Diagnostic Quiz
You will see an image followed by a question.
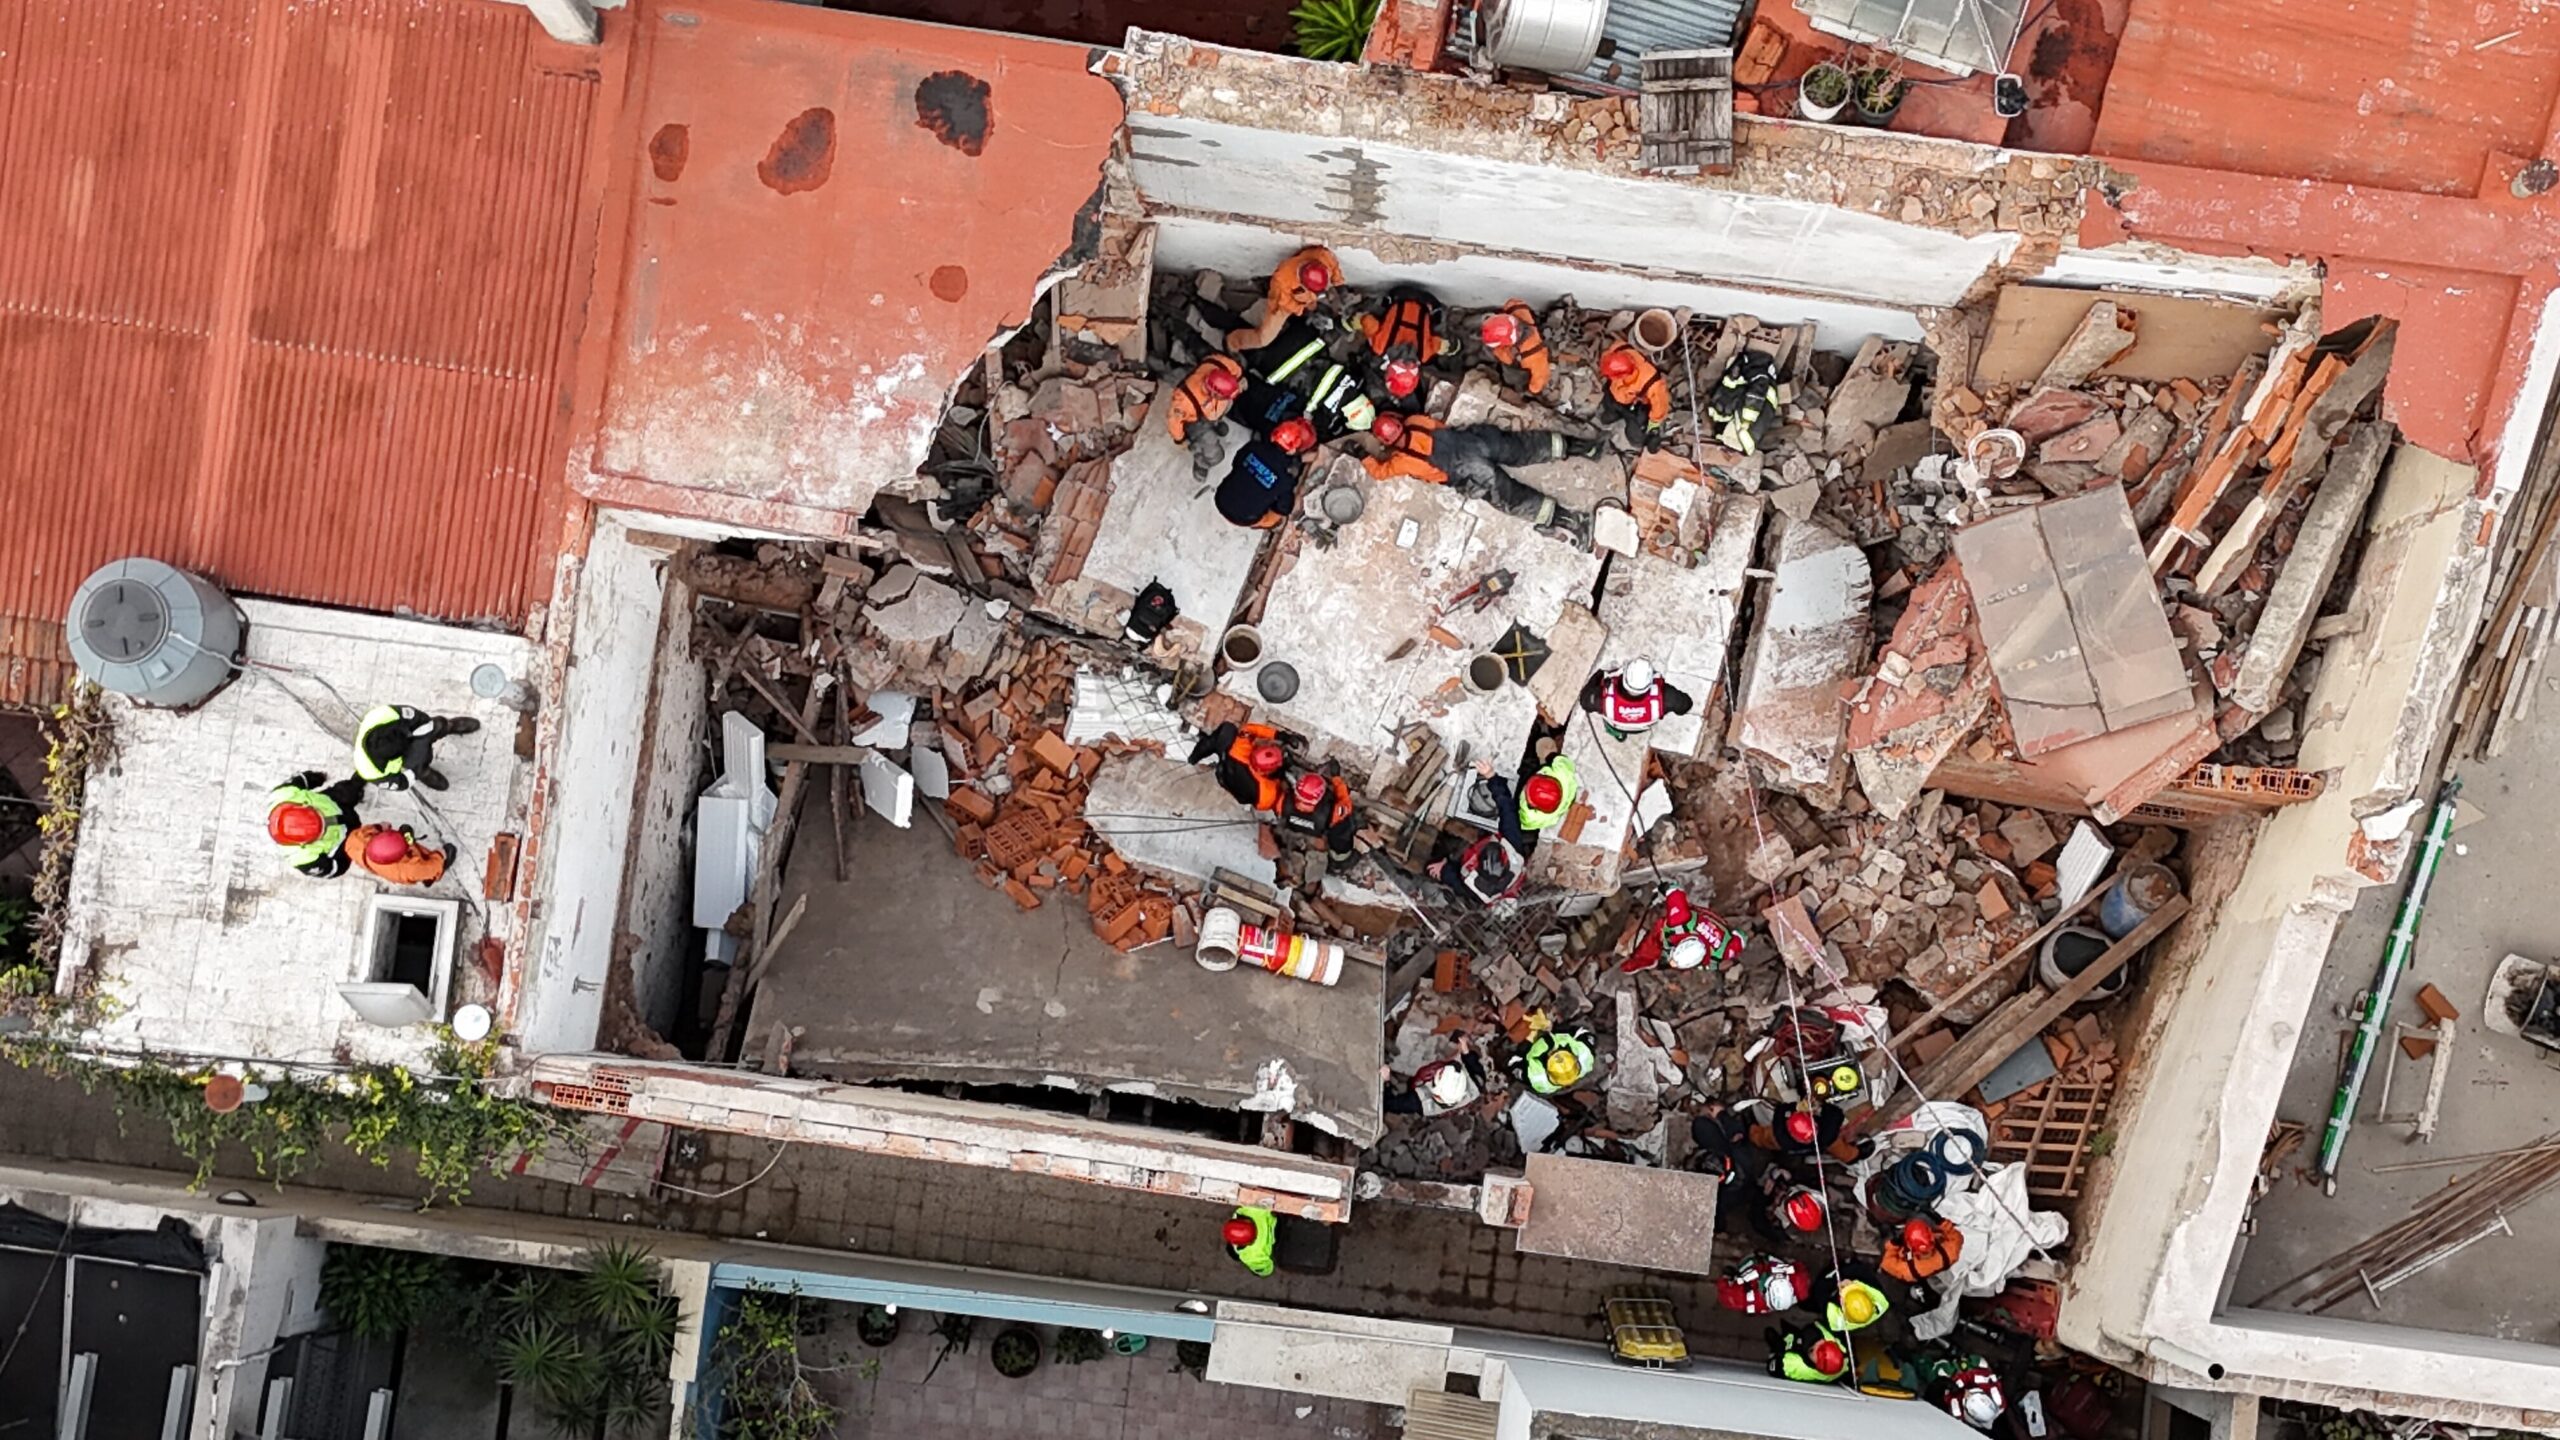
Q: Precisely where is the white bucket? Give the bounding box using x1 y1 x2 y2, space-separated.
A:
1196 906 1243 972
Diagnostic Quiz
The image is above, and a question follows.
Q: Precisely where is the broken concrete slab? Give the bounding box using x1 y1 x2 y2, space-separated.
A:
1515 1153 1720 1275
1929 682 2220 823
2228 423 2395 714
1596 493 1764 759
1975 284 2278 387
2033 300 2138 391
1847 561 1992 821
1824 337 1917 454
869 575 968 672
1082 753 1277 888
1954 488 2191 758
2038 413 2122 466
1038 399 1259 660
1734 514 1871 800
2005 388 2106 444
1525 711 1652 896
1528 601 1610 724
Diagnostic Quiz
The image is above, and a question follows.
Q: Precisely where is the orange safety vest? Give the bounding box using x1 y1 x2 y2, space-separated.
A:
1363 296 1441 362
1268 246 1342 320
345 824 448 887
1603 345 1672 426
1362 417 1446 484
1488 300 1551 394
1882 1223 1963 1284
1225 723 1285 813
1166 356 1245 442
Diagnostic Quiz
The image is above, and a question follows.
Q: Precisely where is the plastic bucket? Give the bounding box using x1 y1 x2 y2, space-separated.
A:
1196 906 1242 972
2038 924 2127 1000
1238 920 1344 986
2099 861 2181 940
1633 308 1679 355
1221 625 1263 669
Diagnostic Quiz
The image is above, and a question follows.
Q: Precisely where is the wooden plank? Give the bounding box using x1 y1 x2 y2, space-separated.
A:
1974 285 2280 387
2195 328 2398 596
767 743 877 764
1888 883 2111 1056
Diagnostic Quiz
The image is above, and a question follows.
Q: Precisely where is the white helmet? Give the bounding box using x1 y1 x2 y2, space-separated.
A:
1668 936 1709 970
1424 1063 1475 1107
1620 658 1657 693
1760 1271 1801 1311
1959 1390 2005 1429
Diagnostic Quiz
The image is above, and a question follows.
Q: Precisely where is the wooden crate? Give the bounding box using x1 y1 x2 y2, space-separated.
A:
1639 48 1735 176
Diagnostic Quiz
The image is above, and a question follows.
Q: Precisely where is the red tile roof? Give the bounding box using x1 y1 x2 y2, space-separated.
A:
0 0 608 704
568 0 1125 535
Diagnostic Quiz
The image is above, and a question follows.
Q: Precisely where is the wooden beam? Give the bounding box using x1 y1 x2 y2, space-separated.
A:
767 743 875 765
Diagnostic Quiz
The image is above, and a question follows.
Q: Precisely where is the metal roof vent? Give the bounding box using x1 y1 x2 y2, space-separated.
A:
65 558 241 708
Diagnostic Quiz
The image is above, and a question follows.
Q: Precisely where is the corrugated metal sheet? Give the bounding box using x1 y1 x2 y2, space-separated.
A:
1451 0 1744 90
0 0 604 705
1795 0 2024 77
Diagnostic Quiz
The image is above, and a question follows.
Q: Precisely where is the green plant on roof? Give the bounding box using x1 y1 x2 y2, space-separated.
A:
1800 64 1850 107
1292 0 1381 62
319 1244 453 1341
1852 65 1905 109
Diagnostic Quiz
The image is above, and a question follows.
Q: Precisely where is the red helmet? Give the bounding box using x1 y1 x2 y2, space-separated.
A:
1204 364 1242 398
1248 742 1286 777
1383 358 1422 397
1784 1111 1819 1146
268 803 323 846
364 830 411 865
1371 413 1406 445
1903 1218 1940 1252
1292 772 1328 813
1271 417 1317 453
1600 348 1639 379
1524 774 1564 814
1480 313 1521 348
1810 1339 1848 1375
1782 1190 1827 1233
1297 260 1333 294
1222 1219 1258 1247
1662 889 1691 927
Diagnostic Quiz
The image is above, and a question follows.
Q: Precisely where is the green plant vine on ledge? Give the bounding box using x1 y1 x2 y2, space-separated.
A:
18 1036 574 1206
21 685 109 1004
1290 0 1380 61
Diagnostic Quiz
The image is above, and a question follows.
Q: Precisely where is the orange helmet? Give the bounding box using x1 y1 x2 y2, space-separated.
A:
1524 774 1565 813
268 803 323 846
1271 417 1317 454
1600 348 1639 378
1782 1189 1827 1233
1204 365 1242 398
1784 1111 1819 1146
1371 413 1406 445
1297 260 1333 294
1223 1218 1258 1247
1903 1218 1940 1252
364 830 411 866
1248 742 1286 777
1810 1339 1848 1375
1662 888 1691 927
1480 313 1521 348
1383 358 1422 397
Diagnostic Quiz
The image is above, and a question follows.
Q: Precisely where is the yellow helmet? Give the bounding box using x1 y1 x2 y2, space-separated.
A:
1841 1287 1880 1325
1544 1048 1584 1087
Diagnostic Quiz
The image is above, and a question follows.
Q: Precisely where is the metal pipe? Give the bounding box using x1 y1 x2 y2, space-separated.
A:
2317 778 2462 1189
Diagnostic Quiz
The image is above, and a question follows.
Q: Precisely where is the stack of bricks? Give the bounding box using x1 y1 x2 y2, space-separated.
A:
1042 458 1115 588
931 638 1182 954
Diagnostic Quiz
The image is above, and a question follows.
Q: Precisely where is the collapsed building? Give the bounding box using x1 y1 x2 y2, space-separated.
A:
8 0 2560 1434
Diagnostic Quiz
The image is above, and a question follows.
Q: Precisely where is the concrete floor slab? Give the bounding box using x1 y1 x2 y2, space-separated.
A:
751 802 1382 1142
1084 754 1276 887
2226 689 2560 1346
1527 713 1651 896
1516 1153 1721 1275
1042 402 1263 660
1595 494 1765 760
1225 477 1601 775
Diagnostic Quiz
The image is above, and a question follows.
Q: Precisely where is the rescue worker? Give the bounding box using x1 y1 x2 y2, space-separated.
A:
1819 1275 1892 1336
1219 246 1343 353
1743 1099 1866 1165
1881 1217 1964 1290
1621 887 1744 974
1386 1036 1487 1116
1751 1167 1829 1246
1716 1254 1806 1316
1427 830 1525 907
1598 344 1672 449
1188 721 1289 814
346 823 452 887
1278 767 1359 857
266 771 365 879
1358 286 1455 404
1235 354 1375 443
1516 1027 1597 1096
353 704 480 793
1223 1205 1279 1278
1578 658 1696 741
1515 753 1578 835
1214 416 1317 528
1363 414 1603 536
1707 350 1783 455
1766 1324 1849 1385
1476 301 1552 395
1933 1361 2008 1430
1165 355 1246 444
1686 1100 1755 1183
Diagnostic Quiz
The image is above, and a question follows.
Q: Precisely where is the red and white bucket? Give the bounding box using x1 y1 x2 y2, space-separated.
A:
1238 919 1344 987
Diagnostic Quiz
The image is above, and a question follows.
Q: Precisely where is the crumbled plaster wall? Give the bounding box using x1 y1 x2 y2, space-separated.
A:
620 535 708 1040
2056 451 2546 1420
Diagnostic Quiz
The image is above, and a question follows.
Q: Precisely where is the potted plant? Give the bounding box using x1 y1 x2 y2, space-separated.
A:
1053 1327 1110 1365
1851 63 1907 125
1797 62 1851 123
924 1313 975 1382
991 1326 1044 1379
855 1303 902 1348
